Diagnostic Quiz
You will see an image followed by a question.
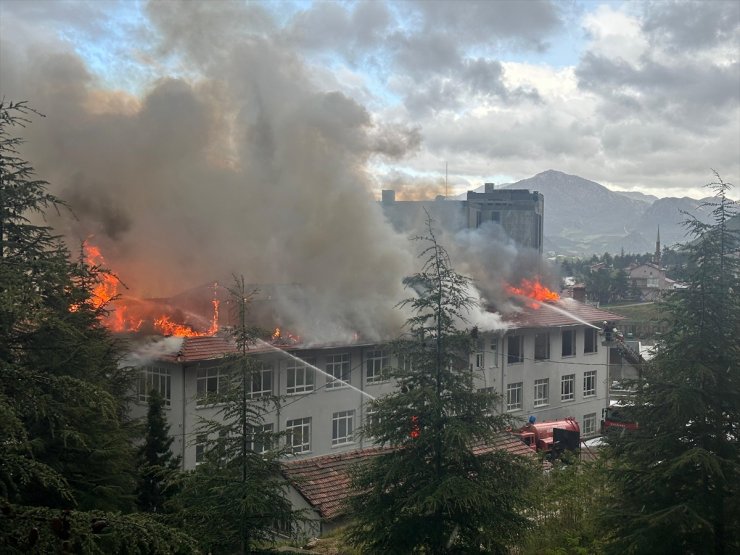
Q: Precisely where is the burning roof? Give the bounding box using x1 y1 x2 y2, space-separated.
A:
503 297 625 330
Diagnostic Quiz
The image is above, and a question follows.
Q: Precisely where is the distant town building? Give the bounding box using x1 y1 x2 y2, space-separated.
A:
628 262 675 301
380 183 545 253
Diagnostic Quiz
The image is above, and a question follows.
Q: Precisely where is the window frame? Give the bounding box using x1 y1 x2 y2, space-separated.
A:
286 417 311 454
583 413 597 435
584 328 598 354
583 370 597 397
138 366 172 406
366 350 390 384
561 373 575 402
286 358 315 395
326 353 351 389
248 363 273 399
196 366 229 406
561 329 576 358
331 410 355 446
534 332 550 361
248 423 274 454
506 382 523 411
507 335 524 364
534 378 549 407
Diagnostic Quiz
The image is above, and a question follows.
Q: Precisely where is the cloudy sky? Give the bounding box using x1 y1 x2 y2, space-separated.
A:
2 0 738 201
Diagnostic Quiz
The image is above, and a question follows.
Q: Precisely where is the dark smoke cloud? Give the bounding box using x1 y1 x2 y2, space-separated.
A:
0 0 552 341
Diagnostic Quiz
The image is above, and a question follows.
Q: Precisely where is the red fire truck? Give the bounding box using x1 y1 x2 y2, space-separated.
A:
513 417 581 456
601 404 638 432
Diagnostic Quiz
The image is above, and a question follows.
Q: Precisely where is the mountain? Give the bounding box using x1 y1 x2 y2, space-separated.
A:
497 170 712 256
612 190 659 204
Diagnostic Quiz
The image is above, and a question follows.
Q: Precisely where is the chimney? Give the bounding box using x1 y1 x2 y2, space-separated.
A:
381 189 395 204
572 285 586 303
484 182 495 193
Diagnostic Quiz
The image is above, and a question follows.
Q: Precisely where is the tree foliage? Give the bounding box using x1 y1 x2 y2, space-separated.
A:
169 277 302 554
601 173 740 554
0 100 195 550
521 457 607 555
137 389 181 513
347 218 536 554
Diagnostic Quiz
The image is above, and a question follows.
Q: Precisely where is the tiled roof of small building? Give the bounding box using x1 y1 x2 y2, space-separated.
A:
159 336 241 363
504 297 625 330
282 434 540 520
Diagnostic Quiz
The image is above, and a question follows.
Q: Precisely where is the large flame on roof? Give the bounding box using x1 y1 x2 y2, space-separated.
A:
82 241 219 337
506 278 560 309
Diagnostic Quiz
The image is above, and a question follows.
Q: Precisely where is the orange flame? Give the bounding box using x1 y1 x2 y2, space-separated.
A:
506 278 560 309
80 241 219 337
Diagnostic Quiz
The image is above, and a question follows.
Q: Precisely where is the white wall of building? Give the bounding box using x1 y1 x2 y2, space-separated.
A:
130 323 608 470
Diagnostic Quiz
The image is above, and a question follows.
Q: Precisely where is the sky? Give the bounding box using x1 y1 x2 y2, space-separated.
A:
1 0 738 200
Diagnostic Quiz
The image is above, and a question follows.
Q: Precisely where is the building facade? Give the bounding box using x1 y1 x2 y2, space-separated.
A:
130 299 621 470
380 183 545 253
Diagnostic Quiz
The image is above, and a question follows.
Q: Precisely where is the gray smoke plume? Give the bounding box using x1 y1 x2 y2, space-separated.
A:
0 0 549 341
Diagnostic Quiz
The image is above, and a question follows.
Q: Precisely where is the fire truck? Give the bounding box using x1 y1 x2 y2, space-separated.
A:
513 416 581 457
601 403 638 432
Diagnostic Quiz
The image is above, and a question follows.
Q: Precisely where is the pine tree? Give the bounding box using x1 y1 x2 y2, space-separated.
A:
171 277 302 554
602 173 740 554
347 217 536 554
1 100 196 551
137 389 181 513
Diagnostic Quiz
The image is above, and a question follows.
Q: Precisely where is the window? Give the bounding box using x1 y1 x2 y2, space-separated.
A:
332 410 355 446
507 335 523 364
561 374 575 401
366 350 389 384
583 370 597 397
584 328 598 354
534 378 549 407
562 329 576 357
583 413 597 436
195 434 207 465
248 424 274 454
474 350 484 369
249 364 273 399
489 337 498 366
366 407 380 435
534 332 550 361
506 382 523 411
326 353 351 389
476 210 483 227
137 366 171 405
286 359 315 395
196 367 229 405
401 356 413 373
286 417 311 454
491 211 500 223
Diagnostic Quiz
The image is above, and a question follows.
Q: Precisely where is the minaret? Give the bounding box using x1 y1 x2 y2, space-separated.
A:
654 226 661 266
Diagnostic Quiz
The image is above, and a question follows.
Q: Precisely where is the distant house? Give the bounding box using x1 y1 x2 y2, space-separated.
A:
628 263 671 301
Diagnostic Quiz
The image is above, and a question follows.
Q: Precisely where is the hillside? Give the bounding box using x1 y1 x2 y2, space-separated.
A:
498 170 713 255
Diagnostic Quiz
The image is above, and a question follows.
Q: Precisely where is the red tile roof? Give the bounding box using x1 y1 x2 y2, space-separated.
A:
282 434 540 520
503 298 625 330
282 447 386 520
159 336 239 363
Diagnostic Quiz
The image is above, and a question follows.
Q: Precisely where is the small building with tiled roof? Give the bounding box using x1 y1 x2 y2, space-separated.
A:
282 434 543 537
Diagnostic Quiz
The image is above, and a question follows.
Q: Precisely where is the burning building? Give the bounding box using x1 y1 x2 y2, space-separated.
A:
126 287 624 470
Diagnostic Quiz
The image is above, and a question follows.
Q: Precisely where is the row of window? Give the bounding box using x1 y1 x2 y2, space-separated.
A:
505 371 598 411
507 328 598 364
194 411 358 463
139 352 392 406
